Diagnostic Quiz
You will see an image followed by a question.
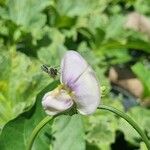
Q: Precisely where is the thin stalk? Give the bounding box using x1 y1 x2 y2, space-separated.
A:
98 105 150 150
26 116 55 150
27 105 150 150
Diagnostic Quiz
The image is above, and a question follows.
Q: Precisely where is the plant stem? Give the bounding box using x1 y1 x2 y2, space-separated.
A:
98 105 150 150
27 105 150 150
26 116 55 150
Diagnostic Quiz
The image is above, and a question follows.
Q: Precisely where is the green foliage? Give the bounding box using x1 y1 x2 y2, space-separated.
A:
0 81 86 150
52 114 85 150
0 81 58 150
0 0 150 149
86 112 117 150
0 0 50 40
132 62 150 98
0 49 50 129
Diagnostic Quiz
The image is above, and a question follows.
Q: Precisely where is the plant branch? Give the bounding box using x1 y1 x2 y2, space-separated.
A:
26 116 55 150
98 105 150 150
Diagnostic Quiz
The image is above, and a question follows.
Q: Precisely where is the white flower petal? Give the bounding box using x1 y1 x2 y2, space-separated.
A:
61 50 88 86
72 66 100 115
42 88 73 115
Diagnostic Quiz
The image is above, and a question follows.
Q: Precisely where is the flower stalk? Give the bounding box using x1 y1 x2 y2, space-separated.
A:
98 105 150 150
27 105 150 150
26 116 55 150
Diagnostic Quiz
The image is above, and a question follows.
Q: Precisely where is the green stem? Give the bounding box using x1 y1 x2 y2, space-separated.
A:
26 116 55 150
27 105 150 150
98 105 150 150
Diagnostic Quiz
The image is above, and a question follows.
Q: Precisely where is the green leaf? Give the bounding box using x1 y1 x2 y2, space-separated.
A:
105 15 125 40
1 0 50 40
55 0 98 17
140 142 148 150
0 81 59 150
132 62 150 98
97 39 150 54
85 112 117 150
52 114 85 150
0 81 86 150
84 100 124 150
0 50 50 129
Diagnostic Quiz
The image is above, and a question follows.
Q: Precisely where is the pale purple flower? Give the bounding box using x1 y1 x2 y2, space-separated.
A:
42 50 100 115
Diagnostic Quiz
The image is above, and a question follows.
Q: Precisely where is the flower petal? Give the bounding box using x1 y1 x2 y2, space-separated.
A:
60 50 100 115
71 66 100 115
42 88 73 115
61 50 88 86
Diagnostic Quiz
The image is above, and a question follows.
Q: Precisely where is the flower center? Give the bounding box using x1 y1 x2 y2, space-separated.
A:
56 84 75 102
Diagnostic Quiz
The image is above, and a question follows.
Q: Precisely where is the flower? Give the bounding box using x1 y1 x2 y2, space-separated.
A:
42 50 100 115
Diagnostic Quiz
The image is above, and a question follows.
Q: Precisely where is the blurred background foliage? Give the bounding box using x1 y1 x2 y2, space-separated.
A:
0 0 150 150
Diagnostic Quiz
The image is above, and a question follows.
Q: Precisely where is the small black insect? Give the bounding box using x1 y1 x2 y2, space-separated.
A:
41 64 58 79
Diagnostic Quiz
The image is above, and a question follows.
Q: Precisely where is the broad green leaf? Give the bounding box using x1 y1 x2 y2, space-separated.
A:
132 62 150 98
0 50 50 129
0 80 86 150
97 39 150 54
96 48 131 65
7 0 49 27
85 112 117 150
54 0 98 17
105 15 125 40
52 114 85 150
0 81 58 150
1 0 50 40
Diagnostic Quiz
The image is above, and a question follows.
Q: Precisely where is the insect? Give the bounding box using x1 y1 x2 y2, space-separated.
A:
41 64 58 79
